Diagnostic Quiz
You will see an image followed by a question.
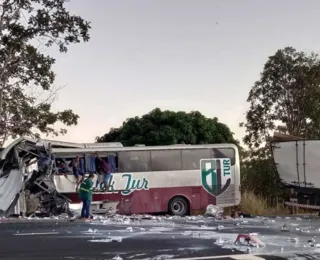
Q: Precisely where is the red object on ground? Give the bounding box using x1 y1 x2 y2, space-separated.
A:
234 234 265 246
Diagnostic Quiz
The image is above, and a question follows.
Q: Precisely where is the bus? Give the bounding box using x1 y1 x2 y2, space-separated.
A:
52 143 241 216
0 137 126 217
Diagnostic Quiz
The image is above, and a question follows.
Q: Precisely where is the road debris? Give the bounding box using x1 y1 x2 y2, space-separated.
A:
234 234 266 247
205 205 223 217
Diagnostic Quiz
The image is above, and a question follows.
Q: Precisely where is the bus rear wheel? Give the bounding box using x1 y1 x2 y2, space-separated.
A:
168 196 189 216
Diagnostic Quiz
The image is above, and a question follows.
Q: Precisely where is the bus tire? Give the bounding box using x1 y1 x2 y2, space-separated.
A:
168 196 189 216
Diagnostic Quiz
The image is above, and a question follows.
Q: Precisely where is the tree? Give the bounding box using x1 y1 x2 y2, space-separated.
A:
97 108 239 146
241 47 320 149
0 0 91 146
238 47 320 203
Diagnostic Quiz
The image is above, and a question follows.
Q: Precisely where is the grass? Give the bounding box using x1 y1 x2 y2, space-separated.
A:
236 190 289 216
222 190 318 217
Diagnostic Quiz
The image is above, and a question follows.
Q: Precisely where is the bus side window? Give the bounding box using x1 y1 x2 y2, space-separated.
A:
55 157 72 174
94 153 119 173
56 155 86 174
211 148 235 165
118 151 151 172
151 150 182 171
181 149 211 170
108 154 118 173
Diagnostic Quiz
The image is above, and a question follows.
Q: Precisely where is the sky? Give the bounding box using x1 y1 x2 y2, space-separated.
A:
44 0 320 144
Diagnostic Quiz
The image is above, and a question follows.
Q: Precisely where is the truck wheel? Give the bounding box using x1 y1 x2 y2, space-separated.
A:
168 196 189 216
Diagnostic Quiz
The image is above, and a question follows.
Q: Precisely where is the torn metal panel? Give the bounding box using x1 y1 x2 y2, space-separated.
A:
0 137 36 160
0 169 24 211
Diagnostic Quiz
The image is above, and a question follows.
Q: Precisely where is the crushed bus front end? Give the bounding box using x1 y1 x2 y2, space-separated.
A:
0 137 71 217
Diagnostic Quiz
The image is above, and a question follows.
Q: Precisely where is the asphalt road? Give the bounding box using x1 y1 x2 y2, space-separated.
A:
1 215 320 260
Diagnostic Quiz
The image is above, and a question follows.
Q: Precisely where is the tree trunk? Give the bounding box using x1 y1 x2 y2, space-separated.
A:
0 87 3 121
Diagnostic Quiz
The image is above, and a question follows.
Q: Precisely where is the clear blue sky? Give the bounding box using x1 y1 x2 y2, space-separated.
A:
47 0 320 143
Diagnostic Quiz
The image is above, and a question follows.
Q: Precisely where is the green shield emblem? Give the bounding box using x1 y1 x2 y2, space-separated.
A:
200 158 231 196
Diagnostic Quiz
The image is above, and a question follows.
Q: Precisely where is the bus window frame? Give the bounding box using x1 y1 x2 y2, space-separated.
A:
54 153 85 175
118 150 152 173
181 148 211 170
94 152 118 173
211 147 236 165
150 149 182 171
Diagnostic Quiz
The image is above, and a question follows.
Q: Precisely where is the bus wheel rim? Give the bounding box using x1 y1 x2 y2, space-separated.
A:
172 201 185 214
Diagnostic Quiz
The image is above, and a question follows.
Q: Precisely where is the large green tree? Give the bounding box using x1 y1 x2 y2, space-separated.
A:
0 0 91 146
97 108 239 146
241 47 320 149
238 47 320 203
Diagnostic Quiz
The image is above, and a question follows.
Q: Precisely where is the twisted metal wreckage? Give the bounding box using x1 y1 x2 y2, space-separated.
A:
0 136 100 218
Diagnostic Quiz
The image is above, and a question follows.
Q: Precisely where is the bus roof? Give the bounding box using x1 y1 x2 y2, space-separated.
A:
51 143 238 154
36 138 123 149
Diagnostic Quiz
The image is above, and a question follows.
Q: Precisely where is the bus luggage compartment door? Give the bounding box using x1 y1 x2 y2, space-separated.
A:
191 187 201 210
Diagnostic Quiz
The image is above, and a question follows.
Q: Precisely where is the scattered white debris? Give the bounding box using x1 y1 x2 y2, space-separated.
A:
308 238 315 244
191 231 222 239
215 238 226 245
86 228 98 233
89 236 122 243
281 226 290 232
126 227 133 232
217 225 224 231
199 224 217 230
111 236 123 242
123 219 130 225
148 227 175 232
192 232 201 238
89 238 112 243
14 232 59 236
130 253 147 258
205 204 223 217
289 237 299 243
143 254 174 260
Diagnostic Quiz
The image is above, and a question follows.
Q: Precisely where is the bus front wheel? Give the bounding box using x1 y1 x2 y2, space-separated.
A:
168 196 189 216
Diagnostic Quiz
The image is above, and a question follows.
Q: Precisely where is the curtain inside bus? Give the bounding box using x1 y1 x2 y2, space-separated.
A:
108 155 116 172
